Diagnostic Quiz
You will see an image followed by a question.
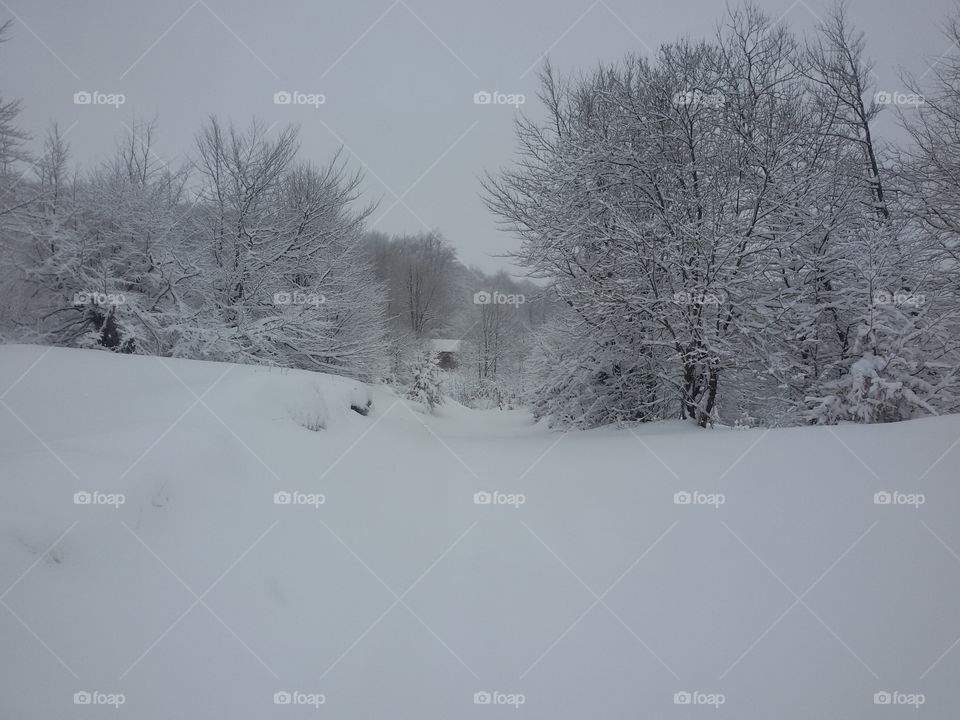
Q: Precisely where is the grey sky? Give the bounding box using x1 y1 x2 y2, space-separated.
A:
0 0 955 274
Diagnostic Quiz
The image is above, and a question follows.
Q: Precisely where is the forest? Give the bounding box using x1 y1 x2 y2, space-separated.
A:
2 3 959 429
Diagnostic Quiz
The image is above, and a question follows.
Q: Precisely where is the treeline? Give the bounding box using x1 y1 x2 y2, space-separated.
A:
0 9 548 395
485 3 960 427
0 115 548 389
0 112 391 379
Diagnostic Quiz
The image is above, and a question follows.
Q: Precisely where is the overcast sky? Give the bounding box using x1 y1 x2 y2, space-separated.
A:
0 0 956 274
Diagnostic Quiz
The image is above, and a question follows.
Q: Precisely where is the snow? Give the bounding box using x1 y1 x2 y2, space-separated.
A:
2 344 960 718
430 338 462 353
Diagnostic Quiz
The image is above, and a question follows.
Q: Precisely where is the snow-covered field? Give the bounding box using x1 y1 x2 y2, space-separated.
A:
2 344 959 718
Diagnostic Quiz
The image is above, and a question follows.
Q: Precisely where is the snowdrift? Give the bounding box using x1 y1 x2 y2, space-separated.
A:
1 345 959 718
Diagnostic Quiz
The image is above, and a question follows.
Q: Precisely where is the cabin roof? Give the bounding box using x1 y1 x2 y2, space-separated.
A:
430 339 461 353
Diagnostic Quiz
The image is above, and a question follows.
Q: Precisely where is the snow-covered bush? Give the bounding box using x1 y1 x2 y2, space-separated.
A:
288 384 330 432
349 385 372 416
406 351 444 412
807 302 957 424
525 316 667 427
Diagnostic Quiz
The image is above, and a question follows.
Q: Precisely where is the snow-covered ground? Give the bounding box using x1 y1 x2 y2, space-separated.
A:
1 344 959 718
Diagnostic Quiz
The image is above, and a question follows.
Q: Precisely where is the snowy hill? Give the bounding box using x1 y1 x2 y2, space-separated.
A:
1 345 959 718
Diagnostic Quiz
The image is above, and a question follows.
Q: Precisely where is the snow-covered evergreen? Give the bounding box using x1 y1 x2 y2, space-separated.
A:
406 349 445 412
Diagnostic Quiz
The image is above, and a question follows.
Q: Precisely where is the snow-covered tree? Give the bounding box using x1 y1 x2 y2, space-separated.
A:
486 7 815 426
407 349 444 411
807 300 957 423
486 2 959 428
1 112 389 381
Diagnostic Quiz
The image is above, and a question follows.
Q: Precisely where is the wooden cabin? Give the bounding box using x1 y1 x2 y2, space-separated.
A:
430 339 462 370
